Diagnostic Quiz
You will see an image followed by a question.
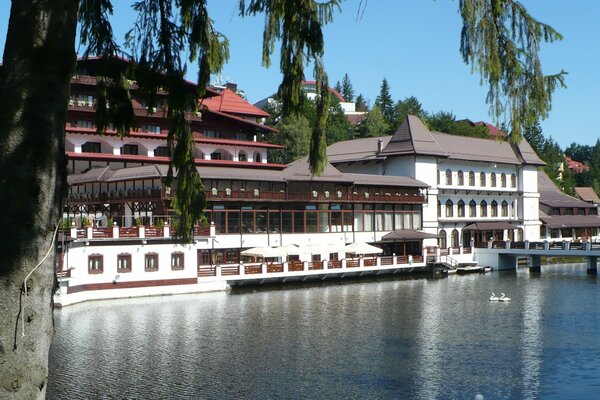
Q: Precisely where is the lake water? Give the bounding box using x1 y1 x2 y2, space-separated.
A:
48 264 600 399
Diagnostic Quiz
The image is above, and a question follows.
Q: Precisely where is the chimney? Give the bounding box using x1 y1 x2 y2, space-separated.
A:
377 138 383 153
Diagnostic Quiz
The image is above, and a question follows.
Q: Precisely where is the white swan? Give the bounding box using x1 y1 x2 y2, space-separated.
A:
489 292 500 301
499 293 511 302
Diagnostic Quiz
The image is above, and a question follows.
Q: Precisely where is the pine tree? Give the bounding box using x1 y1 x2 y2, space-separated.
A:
374 78 395 128
341 73 354 102
355 94 368 112
334 80 343 95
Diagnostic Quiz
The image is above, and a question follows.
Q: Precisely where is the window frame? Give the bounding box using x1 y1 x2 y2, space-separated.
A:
171 252 185 271
145 253 159 272
117 253 132 273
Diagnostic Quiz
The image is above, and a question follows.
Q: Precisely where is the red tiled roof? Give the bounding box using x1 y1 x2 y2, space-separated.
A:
201 88 270 118
303 80 346 102
472 121 506 138
565 156 589 173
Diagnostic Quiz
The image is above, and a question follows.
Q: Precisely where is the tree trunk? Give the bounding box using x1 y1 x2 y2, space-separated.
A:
0 1 78 398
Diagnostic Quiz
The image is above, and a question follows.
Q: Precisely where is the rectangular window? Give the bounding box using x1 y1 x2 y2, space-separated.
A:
82 142 101 153
171 253 184 270
154 146 171 157
198 249 211 266
145 253 159 271
88 254 103 274
122 144 138 155
142 124 161 134
117 254 132 273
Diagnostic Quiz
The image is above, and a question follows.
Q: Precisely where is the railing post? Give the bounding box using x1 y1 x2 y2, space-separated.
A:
303 261 308 272
323 260 328 270
139 226 145 238
563 240 569 250
525 240 530 250
209 221 216 238
409 255 413 265
359 256 364 268
341 259 347 269
505 240 510 250
392 253 396 267
459 246 464 255
86 227 93 239
215 265 222 277
261 263 267 274
112 224 119 239
163 225 169 238
283 261 288 273
586 241 592 251
376 257 381 267
70 226 78 239
544 240 549 251
239 262 245 276
487 240 493 249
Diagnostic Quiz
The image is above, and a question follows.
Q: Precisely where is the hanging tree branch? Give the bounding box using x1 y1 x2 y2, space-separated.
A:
459 0 567 143
239 0 341 175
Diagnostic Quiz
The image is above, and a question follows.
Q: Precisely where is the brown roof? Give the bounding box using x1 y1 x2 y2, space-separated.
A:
381 230 440 240
540 215 600 229
575 187 600 203
366 115 544 166
283 157 353 183
538 173 596 209
327 136 390 163
381 115 446 157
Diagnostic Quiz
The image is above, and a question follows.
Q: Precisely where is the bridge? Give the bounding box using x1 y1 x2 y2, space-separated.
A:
473 240 600 274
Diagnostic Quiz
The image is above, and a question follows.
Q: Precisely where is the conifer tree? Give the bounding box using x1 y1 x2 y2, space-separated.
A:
374 78 395 128
355 94 368 112
341 73 354 102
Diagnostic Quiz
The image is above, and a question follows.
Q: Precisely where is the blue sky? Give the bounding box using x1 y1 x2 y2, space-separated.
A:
1 1 599 149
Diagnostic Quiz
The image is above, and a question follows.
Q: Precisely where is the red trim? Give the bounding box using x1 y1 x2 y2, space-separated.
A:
66 128 282 148
194 137 283 149
66 151 286 169
66 277 198 294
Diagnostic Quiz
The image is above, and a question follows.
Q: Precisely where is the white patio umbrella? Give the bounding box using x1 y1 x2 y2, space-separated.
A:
344 242 383 255
241 246 288 258
296 243 341 255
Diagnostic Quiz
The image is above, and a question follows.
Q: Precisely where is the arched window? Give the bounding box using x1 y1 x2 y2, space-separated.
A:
469 200 476 217
501 173 507 187
490 172 497 187
254 152 262 163
438 229 447 248
511 174 516 188
451 229 459 248
468 171 475 186
491 200 498 217
501 200 508 217
457 170 464 186
238 151 247 162
445 169 452 185
445 199 454 217
457 200 465 217
437 200 441 218
480 200 488 217
480 172 486 186
437 169 440 185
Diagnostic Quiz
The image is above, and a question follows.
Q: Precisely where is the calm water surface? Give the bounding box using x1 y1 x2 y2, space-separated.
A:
48 265 600 399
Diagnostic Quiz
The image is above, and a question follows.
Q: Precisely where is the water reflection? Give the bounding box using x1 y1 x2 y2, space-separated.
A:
49 268 600 399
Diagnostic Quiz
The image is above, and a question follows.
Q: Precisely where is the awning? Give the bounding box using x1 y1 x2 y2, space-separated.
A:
241 246 288 258
381 230 440 241
463 222 514 231
540 215 600 229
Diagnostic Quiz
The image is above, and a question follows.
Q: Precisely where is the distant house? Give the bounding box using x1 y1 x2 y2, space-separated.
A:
254 81 367 125
565 156 589 174
460 119 507 139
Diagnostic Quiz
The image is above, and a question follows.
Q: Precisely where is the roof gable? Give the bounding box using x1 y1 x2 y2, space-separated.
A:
381 115 447 157
201 88 270 118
